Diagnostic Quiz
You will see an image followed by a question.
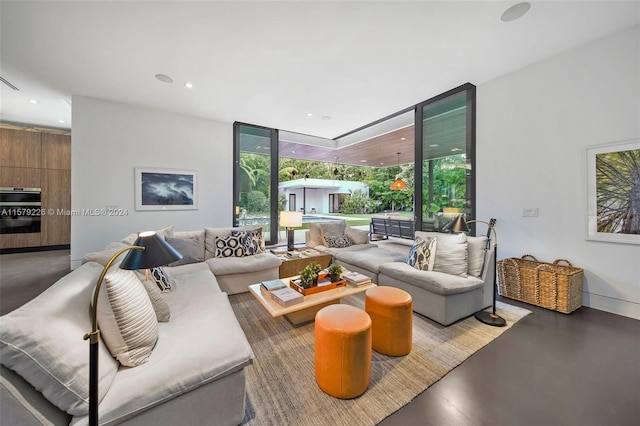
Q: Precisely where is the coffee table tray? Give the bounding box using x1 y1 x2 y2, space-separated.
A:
290 273 347 296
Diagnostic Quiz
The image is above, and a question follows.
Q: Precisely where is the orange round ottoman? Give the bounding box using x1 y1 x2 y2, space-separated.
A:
314 304 372 399
365 286 413 356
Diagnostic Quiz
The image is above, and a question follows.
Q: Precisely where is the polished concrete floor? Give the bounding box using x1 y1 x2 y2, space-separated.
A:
1 246 639 425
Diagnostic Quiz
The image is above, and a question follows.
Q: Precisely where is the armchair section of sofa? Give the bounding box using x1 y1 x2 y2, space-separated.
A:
378 231 494 326
304 219 378 256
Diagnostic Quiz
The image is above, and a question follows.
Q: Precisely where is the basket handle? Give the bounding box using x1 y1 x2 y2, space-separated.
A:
553 259 573 267
521 254 538 261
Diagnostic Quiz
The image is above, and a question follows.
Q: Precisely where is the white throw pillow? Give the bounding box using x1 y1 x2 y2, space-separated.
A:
432 233 469 277
136 271 171 322
97 269 159 367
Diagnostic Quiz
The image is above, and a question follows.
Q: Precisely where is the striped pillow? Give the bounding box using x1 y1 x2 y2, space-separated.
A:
97 270 159 367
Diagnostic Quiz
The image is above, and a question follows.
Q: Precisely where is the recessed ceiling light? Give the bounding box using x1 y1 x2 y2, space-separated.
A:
400 137 406 141
500 2 531 22
155 74 173 83
307 113 313 117
28 99 39 104
58 120 65 124
184 82 193 88
360 160 367 163
380 162 384 165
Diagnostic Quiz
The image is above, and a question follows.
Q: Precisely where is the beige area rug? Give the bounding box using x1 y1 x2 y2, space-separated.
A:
230 293 530 426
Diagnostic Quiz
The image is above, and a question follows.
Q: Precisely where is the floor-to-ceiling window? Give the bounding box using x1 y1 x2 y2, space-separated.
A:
415 84 475 232
233 123 279 245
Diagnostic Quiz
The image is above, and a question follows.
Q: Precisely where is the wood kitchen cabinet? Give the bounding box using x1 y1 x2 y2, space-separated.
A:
0 126 71 249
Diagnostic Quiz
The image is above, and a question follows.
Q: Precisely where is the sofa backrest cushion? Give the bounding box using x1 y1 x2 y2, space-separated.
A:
83 241 128 266
466 236 488 278
0 262 119 416
166 231 205 266
121 226 174 245
345 227 369 245
97 269 159 367
415 231 468 277
307 220 349 248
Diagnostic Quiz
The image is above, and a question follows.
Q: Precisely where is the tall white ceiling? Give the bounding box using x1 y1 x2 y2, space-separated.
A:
1 1 638 138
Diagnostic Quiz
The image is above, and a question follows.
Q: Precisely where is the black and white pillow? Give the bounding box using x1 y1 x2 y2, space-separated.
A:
150 266 173 292
214 235 246 258
406 236 436 271
323 234 352 248
232 227 264 256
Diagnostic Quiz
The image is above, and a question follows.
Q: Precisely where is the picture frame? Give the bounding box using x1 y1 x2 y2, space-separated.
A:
586 139 640 244
135 167 198 211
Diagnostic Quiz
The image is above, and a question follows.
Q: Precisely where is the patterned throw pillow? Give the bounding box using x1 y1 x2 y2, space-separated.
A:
150 266 173 292
406 236 437 271
214 235 246 258
323 234 352 248
232 227 264 255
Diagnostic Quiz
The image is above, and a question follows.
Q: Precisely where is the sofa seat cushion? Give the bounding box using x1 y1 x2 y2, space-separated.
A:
205 252 281 276
378 262 484 295
334 248 407 273
0 262 119 417
72 271 254 425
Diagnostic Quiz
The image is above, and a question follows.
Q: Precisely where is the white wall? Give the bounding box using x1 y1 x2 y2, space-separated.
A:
71 97 233 267
477 26 640 319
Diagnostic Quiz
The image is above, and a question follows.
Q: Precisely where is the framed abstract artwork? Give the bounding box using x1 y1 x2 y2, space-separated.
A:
135 168 198 211
586 139 640 244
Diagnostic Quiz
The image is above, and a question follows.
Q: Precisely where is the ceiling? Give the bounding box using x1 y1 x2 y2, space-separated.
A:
1 1 638 155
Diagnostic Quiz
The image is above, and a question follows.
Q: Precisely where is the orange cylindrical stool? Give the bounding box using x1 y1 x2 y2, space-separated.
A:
314 304 371 399
365 286 413 356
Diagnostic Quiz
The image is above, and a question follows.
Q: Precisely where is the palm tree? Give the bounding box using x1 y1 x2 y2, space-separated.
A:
596 148 640 234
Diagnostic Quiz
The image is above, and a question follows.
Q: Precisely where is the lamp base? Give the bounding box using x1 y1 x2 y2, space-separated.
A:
287 228 295 252
475 310 506 327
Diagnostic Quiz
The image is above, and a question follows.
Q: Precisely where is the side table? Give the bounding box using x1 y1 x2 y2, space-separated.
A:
277 249 333 278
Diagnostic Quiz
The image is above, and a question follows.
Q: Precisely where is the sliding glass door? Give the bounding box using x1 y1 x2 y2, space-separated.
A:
233 123 279 246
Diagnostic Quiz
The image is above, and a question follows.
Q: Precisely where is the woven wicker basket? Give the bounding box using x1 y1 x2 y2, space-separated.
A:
497 255 584 314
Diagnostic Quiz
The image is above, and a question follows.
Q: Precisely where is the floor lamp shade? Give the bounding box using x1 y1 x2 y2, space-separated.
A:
280 211 303 251
120 231 183 269
85 230 182 426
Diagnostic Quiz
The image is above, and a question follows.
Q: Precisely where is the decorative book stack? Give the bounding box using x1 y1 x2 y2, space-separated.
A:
343 271 372 287
270 287 304 307
260 279 286 296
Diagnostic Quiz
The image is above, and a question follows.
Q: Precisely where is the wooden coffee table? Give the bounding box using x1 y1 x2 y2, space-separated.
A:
248 278 376 325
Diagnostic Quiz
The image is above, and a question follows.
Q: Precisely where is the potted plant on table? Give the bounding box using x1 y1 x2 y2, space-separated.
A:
299 261 322 288
327 263 344 283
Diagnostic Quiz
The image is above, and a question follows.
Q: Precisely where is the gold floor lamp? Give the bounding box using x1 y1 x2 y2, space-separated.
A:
83 231 182 426
442 216 506 327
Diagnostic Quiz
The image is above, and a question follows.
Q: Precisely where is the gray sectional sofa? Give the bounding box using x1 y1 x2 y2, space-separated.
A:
307 220 494 326
0 225 280 426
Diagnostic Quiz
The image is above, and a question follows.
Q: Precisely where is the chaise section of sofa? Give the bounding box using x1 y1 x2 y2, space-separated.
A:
0 261 254 426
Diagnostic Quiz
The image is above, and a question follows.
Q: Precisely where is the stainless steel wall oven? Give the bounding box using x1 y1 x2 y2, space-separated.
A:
0 187 42 234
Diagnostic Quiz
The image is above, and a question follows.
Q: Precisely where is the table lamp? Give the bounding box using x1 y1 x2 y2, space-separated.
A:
442 216 505 327
280 211 303 251
83 231 182 426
